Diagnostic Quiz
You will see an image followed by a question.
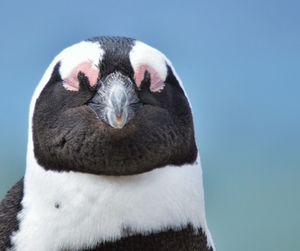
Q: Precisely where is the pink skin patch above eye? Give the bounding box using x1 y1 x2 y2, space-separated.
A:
134 64 165 92
63 62 100 91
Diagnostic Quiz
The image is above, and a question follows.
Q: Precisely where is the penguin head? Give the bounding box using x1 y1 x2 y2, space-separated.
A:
29 37 197 175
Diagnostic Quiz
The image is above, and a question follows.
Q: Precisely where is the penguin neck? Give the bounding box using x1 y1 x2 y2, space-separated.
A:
21 145 214 251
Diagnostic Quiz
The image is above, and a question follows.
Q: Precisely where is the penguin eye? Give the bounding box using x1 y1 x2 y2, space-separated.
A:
133 64 165 93
62 62 100 91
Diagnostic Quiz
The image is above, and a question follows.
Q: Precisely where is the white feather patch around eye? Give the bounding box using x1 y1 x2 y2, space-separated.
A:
62 61 100 92
129 41 168 93
134 64 166 92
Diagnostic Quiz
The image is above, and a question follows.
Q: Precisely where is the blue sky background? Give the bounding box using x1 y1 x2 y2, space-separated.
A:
0 0 299 250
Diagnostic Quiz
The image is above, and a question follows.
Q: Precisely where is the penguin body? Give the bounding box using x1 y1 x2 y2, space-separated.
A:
0 37 215 251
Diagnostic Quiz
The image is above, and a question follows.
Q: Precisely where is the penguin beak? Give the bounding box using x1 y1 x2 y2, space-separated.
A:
103 83 134 128
88 72 143 129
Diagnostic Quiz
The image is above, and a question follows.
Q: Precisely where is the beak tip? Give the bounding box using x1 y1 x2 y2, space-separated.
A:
109 115 126 129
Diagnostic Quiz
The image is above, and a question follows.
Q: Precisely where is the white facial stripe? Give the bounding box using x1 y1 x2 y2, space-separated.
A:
11 161 213 251
59 42 101 81
129 41 190 101
130 41 168 81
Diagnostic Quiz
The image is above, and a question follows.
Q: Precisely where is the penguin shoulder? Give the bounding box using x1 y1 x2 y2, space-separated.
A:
0 179 24 249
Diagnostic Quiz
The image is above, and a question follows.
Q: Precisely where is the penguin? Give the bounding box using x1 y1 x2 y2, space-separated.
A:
0 36 215 251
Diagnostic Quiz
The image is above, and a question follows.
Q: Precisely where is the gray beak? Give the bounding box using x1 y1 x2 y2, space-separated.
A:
88 72 142 129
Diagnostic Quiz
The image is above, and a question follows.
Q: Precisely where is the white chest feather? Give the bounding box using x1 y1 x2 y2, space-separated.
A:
9 160 213 251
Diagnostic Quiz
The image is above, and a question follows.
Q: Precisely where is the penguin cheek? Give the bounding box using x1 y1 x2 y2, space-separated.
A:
62 62 100 91
134 64 165 93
